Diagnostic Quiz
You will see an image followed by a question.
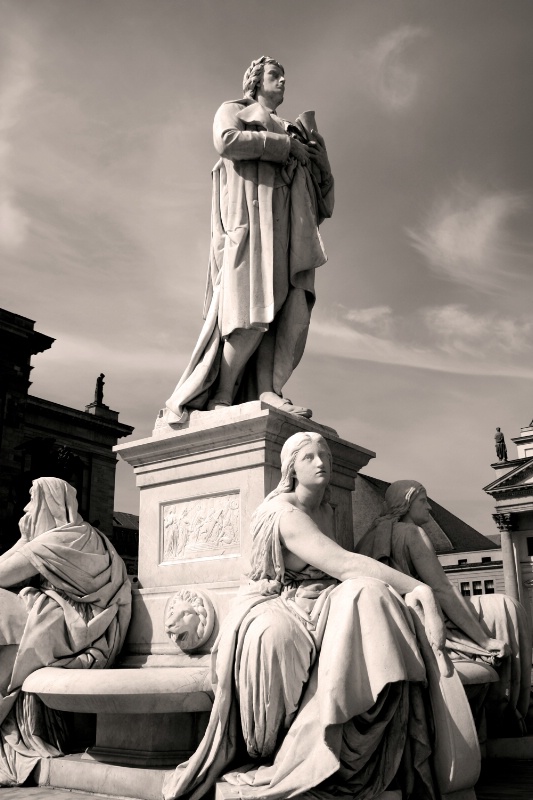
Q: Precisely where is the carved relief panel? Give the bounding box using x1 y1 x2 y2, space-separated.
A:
161 491 240 563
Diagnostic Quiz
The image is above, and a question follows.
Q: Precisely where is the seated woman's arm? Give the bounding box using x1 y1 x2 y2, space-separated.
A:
279 507 446 650
405 525 509 657
0 552 38 588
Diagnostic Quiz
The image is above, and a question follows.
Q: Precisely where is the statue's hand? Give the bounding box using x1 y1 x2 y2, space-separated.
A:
307 130 331 177
18 513 31 543
405 584 452 677
289 137 310 166
481 636 511 661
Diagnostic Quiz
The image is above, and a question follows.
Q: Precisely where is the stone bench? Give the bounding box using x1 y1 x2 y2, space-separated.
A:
23 665 214 768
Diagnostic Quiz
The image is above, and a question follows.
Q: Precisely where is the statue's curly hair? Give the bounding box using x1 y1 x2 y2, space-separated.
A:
242 56 284 99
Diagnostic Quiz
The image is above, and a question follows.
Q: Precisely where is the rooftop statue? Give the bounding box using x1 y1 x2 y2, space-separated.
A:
162 57 334 425
94 372 105 406
494 427 508 462
163 433 452 800
357 480 531 737
0 477 131 786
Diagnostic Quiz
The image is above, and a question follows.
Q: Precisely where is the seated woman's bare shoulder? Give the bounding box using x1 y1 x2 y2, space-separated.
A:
269 492 298 509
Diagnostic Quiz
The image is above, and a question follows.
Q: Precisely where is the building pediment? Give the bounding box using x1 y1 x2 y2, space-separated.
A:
483 457 533 499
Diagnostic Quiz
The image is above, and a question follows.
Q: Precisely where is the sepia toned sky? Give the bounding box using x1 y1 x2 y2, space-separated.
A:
3 0 533 534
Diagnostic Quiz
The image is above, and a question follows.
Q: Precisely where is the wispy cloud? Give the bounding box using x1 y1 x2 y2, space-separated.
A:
0 27 34 249
361 25 429 111
425 304 533 356
307 303 533 379
344 305 393 336
408 181 531 291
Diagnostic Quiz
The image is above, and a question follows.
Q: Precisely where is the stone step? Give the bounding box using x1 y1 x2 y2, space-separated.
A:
36 755 173 800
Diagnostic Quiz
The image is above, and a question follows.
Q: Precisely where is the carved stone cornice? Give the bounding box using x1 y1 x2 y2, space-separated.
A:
491 485 533 501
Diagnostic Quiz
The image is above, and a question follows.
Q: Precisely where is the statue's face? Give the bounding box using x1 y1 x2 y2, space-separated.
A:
165 600 200 647
256 62 285 108
19 485 37 538
406 489 432 526
293 441 331 490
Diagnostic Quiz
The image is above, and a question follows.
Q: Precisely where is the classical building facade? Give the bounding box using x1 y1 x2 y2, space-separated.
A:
484 422 533 624
0 308 133 552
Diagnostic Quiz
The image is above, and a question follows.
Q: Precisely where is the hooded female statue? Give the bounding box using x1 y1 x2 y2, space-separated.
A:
163 434 449 800
356 480 531 737
0 477 131 786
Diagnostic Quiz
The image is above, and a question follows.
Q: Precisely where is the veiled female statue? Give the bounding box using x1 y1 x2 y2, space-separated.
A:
164 433 450 800
0 477 131 786
357 480 531 738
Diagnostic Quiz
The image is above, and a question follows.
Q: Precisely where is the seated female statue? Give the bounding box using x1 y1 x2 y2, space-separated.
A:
164 433 449 800
357 480 531 737
0 477 131 786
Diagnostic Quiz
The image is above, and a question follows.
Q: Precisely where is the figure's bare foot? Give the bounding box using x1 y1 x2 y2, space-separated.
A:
260 392 312 418
155 406 188 429
206 393 232 411
164 407 182 424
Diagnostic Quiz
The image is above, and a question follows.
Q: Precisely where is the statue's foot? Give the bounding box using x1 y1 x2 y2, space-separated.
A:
164 407 184 424
206 396 232 412
154 406 189 431
260 392 312 418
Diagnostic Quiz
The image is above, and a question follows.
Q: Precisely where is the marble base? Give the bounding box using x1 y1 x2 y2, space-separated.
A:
216 785 401 800
36 756 171 800
486 735 533 759
116 402 375 660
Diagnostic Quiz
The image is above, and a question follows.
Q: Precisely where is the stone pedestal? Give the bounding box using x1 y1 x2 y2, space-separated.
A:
116 401 375 662
34 403 374 798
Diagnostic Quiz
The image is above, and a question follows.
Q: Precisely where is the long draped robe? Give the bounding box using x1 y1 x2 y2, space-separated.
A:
166 100 334 421
163 501 437 800
356 519 532 736
0 519 131 785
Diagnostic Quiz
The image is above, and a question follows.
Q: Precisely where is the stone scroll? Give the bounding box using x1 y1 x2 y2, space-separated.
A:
161 492 240 563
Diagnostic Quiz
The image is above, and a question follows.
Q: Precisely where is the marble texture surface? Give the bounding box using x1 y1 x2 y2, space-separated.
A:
116 402 375 661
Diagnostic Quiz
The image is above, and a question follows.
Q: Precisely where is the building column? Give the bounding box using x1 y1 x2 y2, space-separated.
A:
493 513 520 601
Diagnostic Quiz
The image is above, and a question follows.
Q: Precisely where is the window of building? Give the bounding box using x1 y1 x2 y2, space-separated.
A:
460 582 471 597
528 538 533 557
473 581 482 595
484 580 495 594
481 557 491 563
458 559 467 566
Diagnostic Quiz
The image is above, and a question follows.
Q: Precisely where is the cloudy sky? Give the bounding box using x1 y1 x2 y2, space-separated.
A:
3 0 533 534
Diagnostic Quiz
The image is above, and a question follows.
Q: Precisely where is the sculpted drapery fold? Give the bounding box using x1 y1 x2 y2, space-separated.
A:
0 478 131 786
163 501 437 800
165 97 334 422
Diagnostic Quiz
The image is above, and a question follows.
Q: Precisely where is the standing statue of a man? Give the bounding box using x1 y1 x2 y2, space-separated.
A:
495 427 508 461
163 56 334 425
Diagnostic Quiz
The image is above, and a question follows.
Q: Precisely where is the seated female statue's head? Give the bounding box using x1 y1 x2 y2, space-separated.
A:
275 432 332 496
384 480 431 526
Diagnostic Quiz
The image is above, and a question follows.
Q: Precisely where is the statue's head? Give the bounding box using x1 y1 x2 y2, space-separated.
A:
496 427 501 432
243 56 284 100
383 480 429 524
19 477 81 541
165 590 209 651
272 432 332 497
165 600 202 647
